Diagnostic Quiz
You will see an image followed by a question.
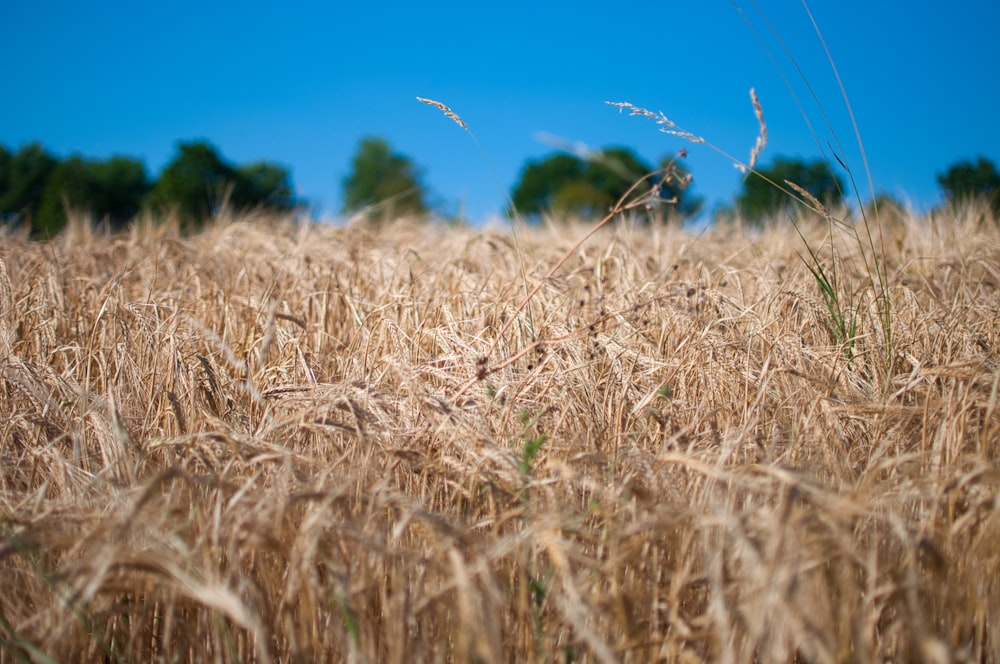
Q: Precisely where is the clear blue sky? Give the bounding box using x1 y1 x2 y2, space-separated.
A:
3 1 998 221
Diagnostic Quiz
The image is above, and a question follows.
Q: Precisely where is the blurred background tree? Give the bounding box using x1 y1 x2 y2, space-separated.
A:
0 143 58 231
35 155 149 237
937 156 1000 215
149 141 297 229
148 141 240 225
234 162 296 212
735 156 845 223
1 140 298 237
341 137 429 221
510 152 582 216
510 147 700 220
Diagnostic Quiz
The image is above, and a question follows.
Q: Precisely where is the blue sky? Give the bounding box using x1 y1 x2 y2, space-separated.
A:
3 1 998 221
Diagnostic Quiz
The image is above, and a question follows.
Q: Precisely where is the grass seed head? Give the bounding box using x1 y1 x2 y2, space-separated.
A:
416 96 469 130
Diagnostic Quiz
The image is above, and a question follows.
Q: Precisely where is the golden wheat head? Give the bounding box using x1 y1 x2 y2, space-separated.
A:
416 96 468 130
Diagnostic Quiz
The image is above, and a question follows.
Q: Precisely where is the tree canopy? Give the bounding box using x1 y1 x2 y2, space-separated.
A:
235 162 296 212
937 156 1000 215
0 140 300 237
149 141 297 228
149 141 234 223
0 143 58 229
735 157 845 223
341 137 429 220
6 133 999 238
35 155 149 237
510 147 700 220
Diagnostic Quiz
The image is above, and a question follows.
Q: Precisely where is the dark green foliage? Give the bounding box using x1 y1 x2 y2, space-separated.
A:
148 141 238 226
2 140 297 237
510 153 583 216
149 141 297 229
585 148 651 208
35 155 150 238
0 143 58 228
936 156 1000 215
510 147 700 220
341 137 429 220
736 156 845 223
235 162 296 211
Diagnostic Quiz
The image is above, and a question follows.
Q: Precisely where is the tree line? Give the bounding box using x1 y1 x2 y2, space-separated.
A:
3 136 999 237
341 138 705 223
0 141 297 237
342 138 1000 225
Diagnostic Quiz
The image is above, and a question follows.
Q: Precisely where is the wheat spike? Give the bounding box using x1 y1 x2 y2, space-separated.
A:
748 88 767 171
416 96 468 130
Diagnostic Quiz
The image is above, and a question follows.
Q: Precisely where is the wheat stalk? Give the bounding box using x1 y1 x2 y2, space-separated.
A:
1 211 996 661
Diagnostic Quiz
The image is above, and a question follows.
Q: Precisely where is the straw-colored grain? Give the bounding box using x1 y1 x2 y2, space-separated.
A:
1 208 999 661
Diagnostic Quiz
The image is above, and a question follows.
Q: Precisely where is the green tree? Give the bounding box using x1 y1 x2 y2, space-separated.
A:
98 156 152 224
234 162 296 211
510 153 583 216
736 156 845 223
341 137 429 220
150 141 296 228
0 143 58 229
35 155 149 237
149 141 238 226
510 147 699 220
937 156 1000 215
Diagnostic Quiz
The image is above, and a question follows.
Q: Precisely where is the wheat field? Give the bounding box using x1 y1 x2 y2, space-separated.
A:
1 207 999 662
